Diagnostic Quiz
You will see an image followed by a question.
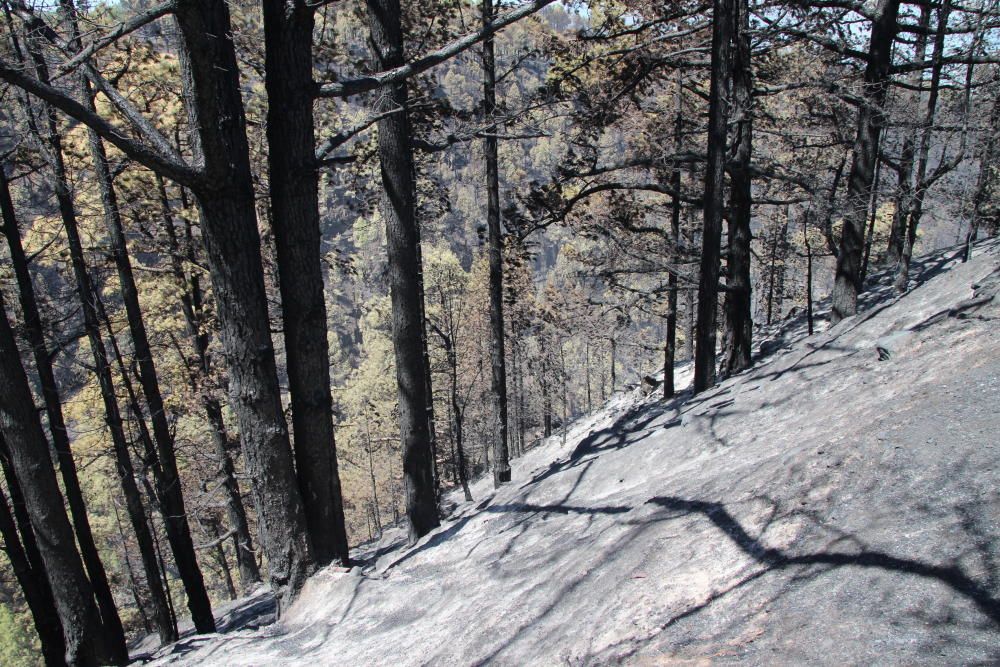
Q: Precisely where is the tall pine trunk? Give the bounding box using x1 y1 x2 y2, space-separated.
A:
61 0 214 627
77 74 215 634
157 177 261 590
262 0 350 567
55 153 177 646
482 0 511 486
720 0 753 379
894 1 950 293
694 0 733 393
967 89 1000 256
365 0 440 543
174 0 314 605
664 76 683 399
884 6 930 267
19 28 176 640
830 0 901 322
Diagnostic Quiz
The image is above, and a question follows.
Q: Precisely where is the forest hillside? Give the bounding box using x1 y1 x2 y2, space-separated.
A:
0 1 998 664
141 239 1000 665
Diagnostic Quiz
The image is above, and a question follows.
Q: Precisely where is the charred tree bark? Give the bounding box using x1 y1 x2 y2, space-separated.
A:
60 0 213 628
765 212 789 326
967 90 1000 257
859 145 884 286
664 77 683 399
157 177 261 591
1 0 312 607
610 338 617 392
884 6 930 268
18 28 176 642
365 0 440 543
894 1 950 293
0 293 109 666
0 435 66 666
803 212 815 335
262 0 350 567
515 339 527 454
76 74 215 634
830 0 901 322
415 251 440 503
0 168 126 660
445 334 473 502
55 162 176 647
542 357 553 438
482 0 511 487
720 0 753 379
694 0 733 392
174 0 313 604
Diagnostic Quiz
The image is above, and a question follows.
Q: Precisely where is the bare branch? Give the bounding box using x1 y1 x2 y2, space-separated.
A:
0 60 201 186
315 0 556 98
55 0 176 76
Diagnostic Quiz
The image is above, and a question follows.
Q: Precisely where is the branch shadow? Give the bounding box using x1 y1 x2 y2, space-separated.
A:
646 496 1000 626
523 399 678 489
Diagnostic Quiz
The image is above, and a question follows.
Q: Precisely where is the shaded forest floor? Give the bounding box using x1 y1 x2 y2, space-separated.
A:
140 239 1000 665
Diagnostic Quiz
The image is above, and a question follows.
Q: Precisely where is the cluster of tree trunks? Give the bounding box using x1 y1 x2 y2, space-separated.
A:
0 0 991 660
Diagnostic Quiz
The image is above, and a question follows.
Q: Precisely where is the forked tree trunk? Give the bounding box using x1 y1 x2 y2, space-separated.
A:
0 435 66 666
0 294 109 666
0 168 126 660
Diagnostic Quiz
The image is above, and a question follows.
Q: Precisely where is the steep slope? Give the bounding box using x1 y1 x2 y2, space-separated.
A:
146 240 1000 665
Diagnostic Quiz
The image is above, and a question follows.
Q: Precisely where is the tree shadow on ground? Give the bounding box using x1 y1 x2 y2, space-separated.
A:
485 502 632 517
523 399 678 489
134 591 278 662
646 496 1000 625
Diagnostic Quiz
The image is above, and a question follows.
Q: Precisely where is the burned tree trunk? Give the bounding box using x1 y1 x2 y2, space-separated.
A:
720 0 753 379
157 177 261 591
0 168 126 660
0 293 110 666
17 28 176 641
694 0 733 392
967 89 1000 256
0 435 66 666
482 0 512 487
174 0 314 604
262 0 350 567
894 1 950 293
884 6 930 268
664 77 683 399
76 75 215 635
365 0 440 543
830 0 901 322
